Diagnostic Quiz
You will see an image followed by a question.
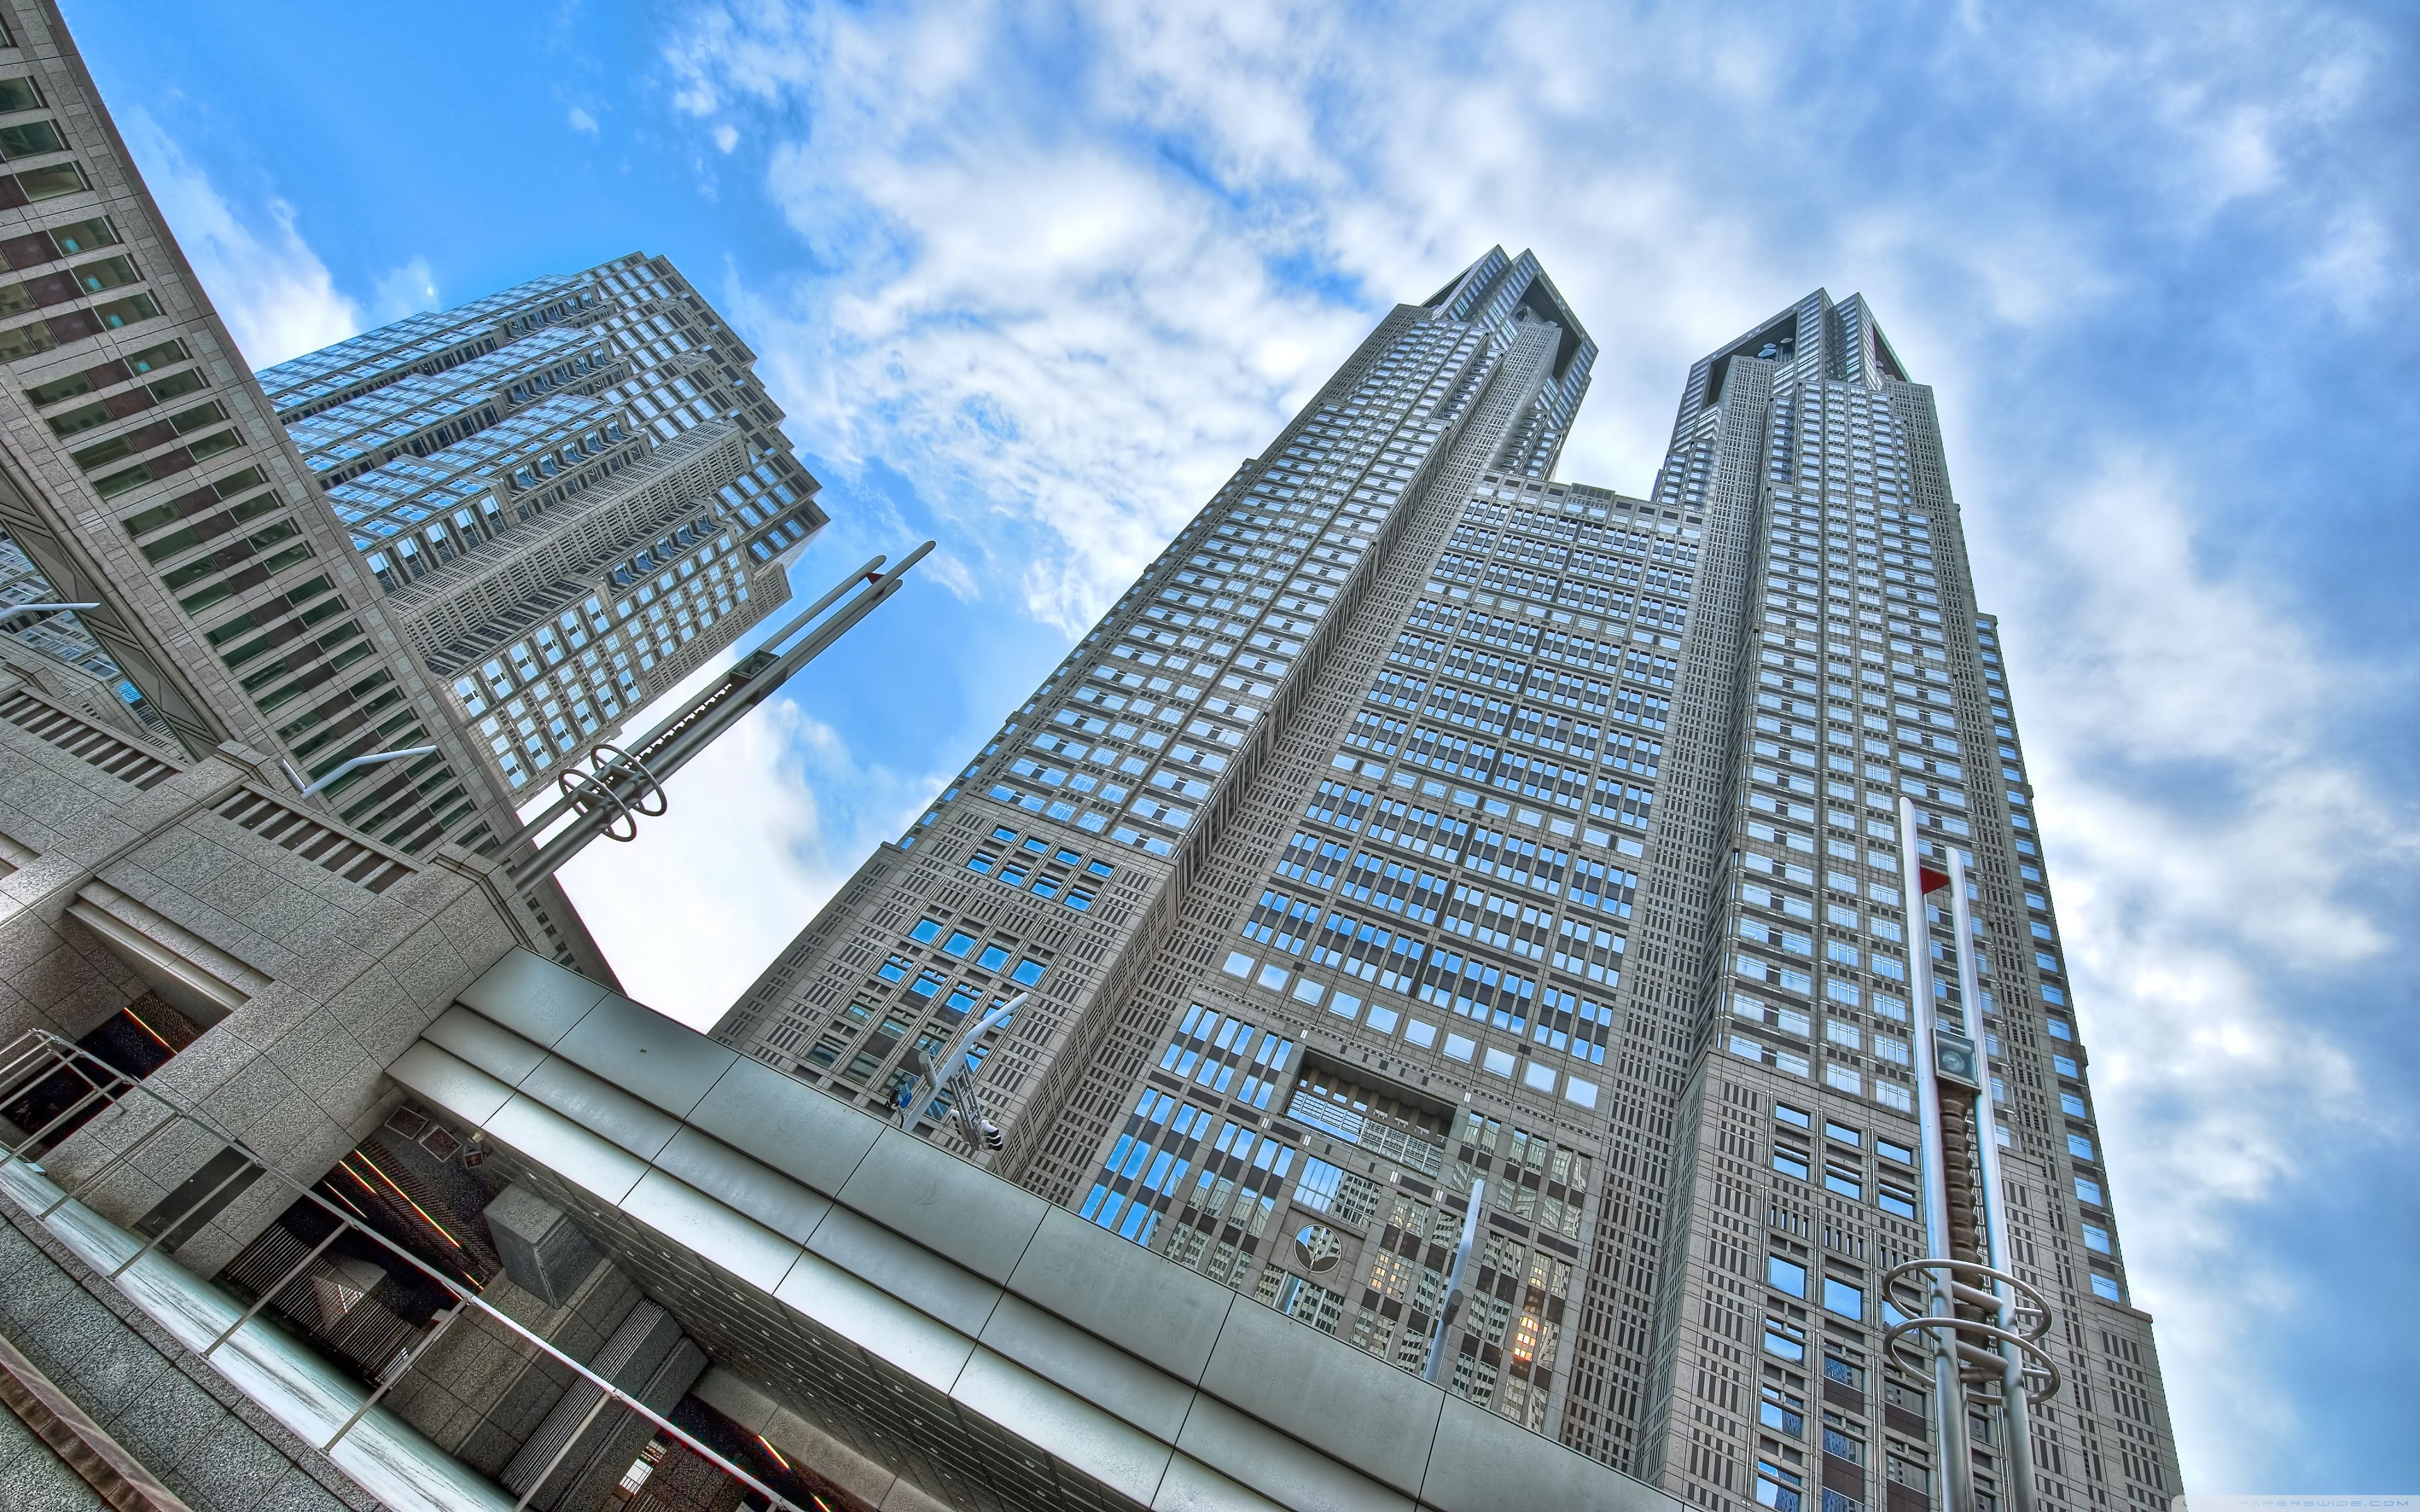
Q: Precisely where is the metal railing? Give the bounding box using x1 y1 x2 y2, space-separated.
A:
0 1028 807 1512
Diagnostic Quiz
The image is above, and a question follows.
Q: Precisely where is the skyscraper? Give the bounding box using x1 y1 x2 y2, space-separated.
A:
0 0 822 978
716 256 2182 1511
253 257 825 799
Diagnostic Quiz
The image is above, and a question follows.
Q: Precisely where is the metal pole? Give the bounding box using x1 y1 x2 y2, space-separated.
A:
284 745 439 799
507 542 932 890
507 553 888 844
904 993 1023 1127
1947 846 2041 1512
1424 1176 1487 1384
322 1301 470 1452
1897 796 1976 1512
204 1223 347 1356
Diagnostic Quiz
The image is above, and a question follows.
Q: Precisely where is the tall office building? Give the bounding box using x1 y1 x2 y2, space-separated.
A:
254 258 825 798
0 0 821 867
717 256 2182 1512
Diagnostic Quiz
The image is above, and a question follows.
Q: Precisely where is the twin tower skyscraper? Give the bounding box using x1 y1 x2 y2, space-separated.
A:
711 251 2184 1512
0 10 2178 1501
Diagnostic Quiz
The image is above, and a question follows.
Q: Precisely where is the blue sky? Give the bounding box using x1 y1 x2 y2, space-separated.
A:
64 0 2418 1494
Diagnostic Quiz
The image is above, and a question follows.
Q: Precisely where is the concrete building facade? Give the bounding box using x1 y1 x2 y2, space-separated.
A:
0 0 2178 1506
0 0 821 864
712 266 2183 1512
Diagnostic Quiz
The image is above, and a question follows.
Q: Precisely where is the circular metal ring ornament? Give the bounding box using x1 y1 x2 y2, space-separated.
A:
588 743 668 817
557 764 639 842
1879 1257 2054 1341
1882 1314 2063 1406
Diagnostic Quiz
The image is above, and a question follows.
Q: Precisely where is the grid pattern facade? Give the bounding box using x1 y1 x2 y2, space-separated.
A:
1620 293 2182 1512
258 252 826 796
712 257 2182 1509
0 0 509 856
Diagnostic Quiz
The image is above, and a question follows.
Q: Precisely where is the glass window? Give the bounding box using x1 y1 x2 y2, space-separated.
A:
942 931 976 958
1756 1462 1803 1512
1759 1384 1806 1438
1767 1255 1807 1298
1013 958 1047 985
1776 1102 1811 1128
976 943 1011 972
1823 1278 1865 1320
909 918 943 943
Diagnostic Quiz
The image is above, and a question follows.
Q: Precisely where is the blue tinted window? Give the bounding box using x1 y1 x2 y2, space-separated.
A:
1767 1256 1807 1298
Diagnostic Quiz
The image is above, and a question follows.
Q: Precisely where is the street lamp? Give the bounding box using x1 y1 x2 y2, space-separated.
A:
896 992 1025 1152
281 746 439 799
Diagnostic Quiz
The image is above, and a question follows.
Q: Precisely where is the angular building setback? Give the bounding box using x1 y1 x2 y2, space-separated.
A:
255 257 825 799
0 0 821 871
715 258 2184 1512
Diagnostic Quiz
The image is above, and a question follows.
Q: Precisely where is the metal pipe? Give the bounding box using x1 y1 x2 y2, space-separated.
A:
284 745 439 799
1424 1176 1488 1383
507 542 932 890
1898 796 1977 1512
1948 845 2042 1512
507 552 887 844
0 601 100 621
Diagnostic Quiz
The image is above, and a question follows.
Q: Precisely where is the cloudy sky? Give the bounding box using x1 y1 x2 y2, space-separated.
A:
66 0 2417 1493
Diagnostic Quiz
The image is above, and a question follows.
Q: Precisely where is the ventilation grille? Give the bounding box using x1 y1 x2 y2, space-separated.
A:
214 786 416 893
0 689 178 789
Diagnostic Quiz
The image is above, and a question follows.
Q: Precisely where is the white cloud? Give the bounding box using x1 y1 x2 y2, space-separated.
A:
568 105 601 135
118 109 359 367
544 688 828 1026
542 634 952 1027
369 255 441 323
642 3 2415 1484
1971 457 2414 1487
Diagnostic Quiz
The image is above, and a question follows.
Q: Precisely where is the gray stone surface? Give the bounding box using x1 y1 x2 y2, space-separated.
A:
0 1211 371 1512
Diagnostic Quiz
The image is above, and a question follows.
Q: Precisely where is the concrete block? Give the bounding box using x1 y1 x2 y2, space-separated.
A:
483 1182 603 1307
